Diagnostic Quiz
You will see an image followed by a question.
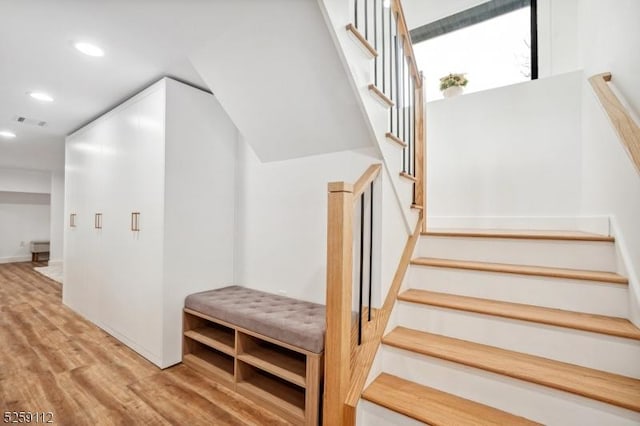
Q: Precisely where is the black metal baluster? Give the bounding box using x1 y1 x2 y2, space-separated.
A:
368 181 374 322
399 40 403 143
395 20 400 140
374 0 378 87
355 0 358 29
404 54 408 145
407 75 416 176
405 56 409 167
398 41 409 173
381 0 385 94
412 78 417 203
398 41 407 145
412 78 416 177
365 0 369 40
389 10 394 135
358 192 365 345
404 56 413 168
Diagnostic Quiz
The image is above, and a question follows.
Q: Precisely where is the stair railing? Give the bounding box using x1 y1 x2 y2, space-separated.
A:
350 0 425 211
324 163 381 426
589 72 640 174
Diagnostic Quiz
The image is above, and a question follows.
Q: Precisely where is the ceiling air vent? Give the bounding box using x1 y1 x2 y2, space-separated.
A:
13 115 47 127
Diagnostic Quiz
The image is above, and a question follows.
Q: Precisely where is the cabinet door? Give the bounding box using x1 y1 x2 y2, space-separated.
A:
125 87 166 358
99 89 165 361
82 123 106 325
62 129 91 316
100 101 148 343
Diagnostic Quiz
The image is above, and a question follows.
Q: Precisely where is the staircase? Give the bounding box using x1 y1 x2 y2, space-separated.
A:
360 229 640 425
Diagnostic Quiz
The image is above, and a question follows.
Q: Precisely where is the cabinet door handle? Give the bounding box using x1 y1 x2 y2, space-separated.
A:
70 213 76 228
95 213 102 229
131 212 140 231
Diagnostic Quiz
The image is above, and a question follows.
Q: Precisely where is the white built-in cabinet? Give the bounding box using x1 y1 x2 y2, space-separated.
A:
64 78 237 368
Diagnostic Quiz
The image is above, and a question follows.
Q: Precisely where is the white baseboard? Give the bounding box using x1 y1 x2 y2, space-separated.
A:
47 259 63 266
426 216 610 235
0 256 31 264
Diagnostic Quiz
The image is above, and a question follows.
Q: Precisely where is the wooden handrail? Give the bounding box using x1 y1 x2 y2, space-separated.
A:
325 163 425 425
589 72 640 174
344 216 423 420
392 0 421 88
391 0 426 218
353 164 382 198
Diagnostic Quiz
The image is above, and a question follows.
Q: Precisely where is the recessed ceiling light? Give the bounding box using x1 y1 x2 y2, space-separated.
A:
29 92 54 102
0 130 16 139
74 42 104 57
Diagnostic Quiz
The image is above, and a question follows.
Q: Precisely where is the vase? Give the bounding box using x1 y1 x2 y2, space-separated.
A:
443 86 463 98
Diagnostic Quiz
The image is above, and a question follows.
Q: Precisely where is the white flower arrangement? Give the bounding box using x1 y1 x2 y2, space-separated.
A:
439 73 468 91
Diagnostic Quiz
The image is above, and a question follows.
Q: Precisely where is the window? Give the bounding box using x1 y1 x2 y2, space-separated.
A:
411 0 538 101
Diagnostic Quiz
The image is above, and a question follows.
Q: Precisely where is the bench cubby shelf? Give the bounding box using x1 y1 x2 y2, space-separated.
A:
183 308 323 425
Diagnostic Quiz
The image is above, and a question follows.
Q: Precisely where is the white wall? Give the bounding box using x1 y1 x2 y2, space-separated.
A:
49 171 64 263
0 192 51 263
0 168 53 263
580 87 640 325
426 71 583 225
0 135 64 172
537 0 580 78
537 0 639 100
576 0 640 325
576 0 640 114
0 168 51 193
221 0 417 308
235 139 386 304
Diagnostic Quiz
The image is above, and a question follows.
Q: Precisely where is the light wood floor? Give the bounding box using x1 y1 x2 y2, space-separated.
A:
0 262 290 425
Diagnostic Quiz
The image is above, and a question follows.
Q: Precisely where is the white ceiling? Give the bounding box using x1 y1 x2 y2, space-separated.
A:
0 0 228 171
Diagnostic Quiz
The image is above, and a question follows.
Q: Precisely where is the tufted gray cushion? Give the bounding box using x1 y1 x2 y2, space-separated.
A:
185 285 326 353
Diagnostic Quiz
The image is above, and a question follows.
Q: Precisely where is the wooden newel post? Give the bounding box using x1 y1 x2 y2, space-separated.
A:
324 182 354 426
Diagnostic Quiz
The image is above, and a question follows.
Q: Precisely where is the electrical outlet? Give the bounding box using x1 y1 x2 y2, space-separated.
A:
277 290 287 296
20 241 25 247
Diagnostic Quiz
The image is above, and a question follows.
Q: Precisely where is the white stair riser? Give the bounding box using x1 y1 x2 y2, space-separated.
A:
398 176 415 212
396 302 640 378
417 237 617 271
408 266 629 317
382 346 640 426
357 399 424 426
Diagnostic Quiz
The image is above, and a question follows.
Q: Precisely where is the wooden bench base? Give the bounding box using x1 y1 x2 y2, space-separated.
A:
183 308 323 425
31 252 49 262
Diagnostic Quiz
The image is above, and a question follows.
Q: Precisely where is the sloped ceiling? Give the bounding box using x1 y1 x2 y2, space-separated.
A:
0 0 373 169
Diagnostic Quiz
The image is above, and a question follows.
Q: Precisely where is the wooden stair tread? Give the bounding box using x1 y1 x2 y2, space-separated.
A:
368 84 394 107
383 327 640 412
385 132 407 148
399 171 417 182
399 289 640 340
363 373 540 426
345 23 378 57
411 257 628 285
422 229 614 242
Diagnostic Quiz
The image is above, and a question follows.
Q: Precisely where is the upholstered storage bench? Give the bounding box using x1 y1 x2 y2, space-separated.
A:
183 285 325 425
30 241 50 262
